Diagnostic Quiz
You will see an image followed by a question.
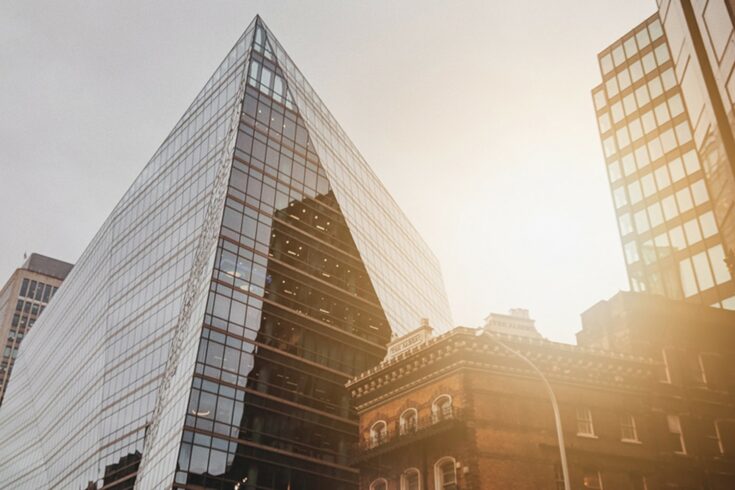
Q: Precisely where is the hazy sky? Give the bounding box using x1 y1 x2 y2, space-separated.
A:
0 1 657 342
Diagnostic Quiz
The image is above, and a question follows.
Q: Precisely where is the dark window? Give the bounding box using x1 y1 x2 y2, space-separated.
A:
437 458 457 490
629 473 648 490
667 415 686 454
34 282 44 301
583 469 602 489
370 480 387 490
402 469 420 490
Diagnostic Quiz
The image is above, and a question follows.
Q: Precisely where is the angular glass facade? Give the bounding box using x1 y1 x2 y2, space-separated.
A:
594 14 735 308
658 0 735 260
0 16 452 490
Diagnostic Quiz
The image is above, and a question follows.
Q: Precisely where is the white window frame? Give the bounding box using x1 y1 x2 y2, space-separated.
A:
432 394 453 423
714 420 725 454
620 413 640 443
576 407 597 438
697 353 708 383
661 348 672 383
667 414 687 454
370 478 388 490
370 420 387 448
400 408 418 435
401 467 421 490
583 469 604 489
434 456 457 490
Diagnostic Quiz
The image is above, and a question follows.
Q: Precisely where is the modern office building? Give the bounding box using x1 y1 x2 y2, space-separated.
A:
0 253 72 406
350 293 735 490
0 16 452 490
593 7 735 309
658 0 735 259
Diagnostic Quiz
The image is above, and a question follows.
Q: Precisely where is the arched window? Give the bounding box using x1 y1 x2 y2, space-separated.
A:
401 468 421 490
434 457 457 490
400 408 418 435
370 478 388 490
370 420 388 447
432 394 453 423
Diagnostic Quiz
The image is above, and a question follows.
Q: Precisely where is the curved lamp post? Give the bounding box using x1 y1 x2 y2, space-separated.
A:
476 329 571 490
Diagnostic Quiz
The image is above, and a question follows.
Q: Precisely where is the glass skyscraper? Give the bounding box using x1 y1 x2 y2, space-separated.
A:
593 6 735 308
0 17 452 490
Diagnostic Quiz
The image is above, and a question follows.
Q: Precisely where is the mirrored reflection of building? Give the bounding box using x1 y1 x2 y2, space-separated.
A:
593 11 735 308
0 16 452 490
0 254 72 407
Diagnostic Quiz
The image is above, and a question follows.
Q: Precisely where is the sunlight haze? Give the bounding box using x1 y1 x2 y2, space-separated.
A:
0 0 658 342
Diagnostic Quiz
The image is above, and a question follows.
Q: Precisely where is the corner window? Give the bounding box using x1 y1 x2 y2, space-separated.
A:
434 457 457 490
612 45 625 66
624 241 640 265
600 53 614 74
432 395 453 423
577 408 596 437
370 421 388 448
400 408 418 435
593 89 607 110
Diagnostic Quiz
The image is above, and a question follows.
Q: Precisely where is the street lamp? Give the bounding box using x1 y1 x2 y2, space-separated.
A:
476 329 571 490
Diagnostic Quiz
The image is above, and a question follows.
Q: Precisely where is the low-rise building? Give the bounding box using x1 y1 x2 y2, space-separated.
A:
348 293 735 490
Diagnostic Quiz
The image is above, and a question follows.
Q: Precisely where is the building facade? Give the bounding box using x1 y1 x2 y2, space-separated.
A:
0 16 452 490
593 13 735 308
656 0 735 264
349 294 735 490
0 254 72 406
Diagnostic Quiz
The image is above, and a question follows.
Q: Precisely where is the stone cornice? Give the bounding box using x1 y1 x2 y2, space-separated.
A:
348 328 658 407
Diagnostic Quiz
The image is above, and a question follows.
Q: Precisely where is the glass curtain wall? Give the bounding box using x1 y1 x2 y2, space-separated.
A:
172 24 390 490
593 15 735 308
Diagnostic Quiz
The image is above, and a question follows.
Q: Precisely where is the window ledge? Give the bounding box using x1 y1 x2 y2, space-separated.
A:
621 439 642 445
576 433 599 439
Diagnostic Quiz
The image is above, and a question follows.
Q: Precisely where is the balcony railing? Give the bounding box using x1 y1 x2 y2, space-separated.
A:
354 407 464 461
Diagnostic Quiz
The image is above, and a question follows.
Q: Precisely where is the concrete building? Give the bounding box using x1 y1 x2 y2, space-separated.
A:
348 293 735 490
0 253 72 406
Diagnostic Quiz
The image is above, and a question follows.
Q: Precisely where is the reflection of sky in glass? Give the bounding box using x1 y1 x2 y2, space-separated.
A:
0 14 453 489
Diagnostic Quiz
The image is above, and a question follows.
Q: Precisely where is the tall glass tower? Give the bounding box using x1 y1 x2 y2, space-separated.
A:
593 12 735 308
0 17 452 490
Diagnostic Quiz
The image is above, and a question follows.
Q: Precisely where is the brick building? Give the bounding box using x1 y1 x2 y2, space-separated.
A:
347 292 735 490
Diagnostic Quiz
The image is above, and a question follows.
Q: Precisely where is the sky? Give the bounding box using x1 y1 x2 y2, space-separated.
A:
0 0 657 343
